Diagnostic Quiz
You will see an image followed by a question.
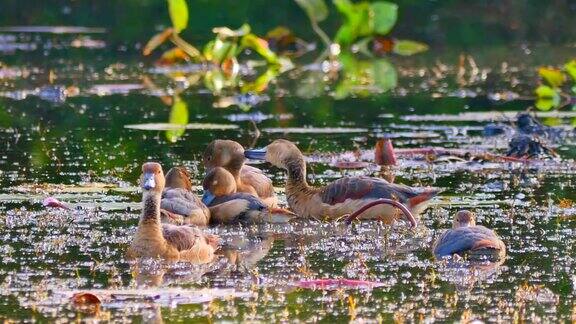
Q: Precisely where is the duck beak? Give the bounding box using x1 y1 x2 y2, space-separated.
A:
143 173 156 190
244 148 267 160
202 191 216 206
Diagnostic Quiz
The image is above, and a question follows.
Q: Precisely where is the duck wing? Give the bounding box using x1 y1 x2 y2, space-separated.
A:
161 188 207 217
209 192 266 210
241 165 275 199
320 176 417 205
433 226 504 258
162 224 204 252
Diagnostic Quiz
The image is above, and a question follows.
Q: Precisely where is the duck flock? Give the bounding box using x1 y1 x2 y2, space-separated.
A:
128 138 507 266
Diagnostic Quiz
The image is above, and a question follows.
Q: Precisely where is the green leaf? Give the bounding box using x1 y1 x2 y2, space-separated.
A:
538 67 565 88
241 34 279 65
371 2 398 35
565 59 576 81
210 38 237 65
294 0 328 22
166 97 188 143
392 39 428 56
334 0 373 45
213 24 251 39
535 85 561 111
167 0 189 33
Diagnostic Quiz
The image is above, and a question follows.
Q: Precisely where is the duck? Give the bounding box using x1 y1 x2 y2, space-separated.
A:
201 167 296 225
203 139 278 208
127 162 219 263
433 210 506 261
244 139 440 226
160 166 210 226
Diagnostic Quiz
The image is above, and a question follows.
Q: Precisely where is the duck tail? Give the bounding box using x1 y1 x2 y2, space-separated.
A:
408 188 441 209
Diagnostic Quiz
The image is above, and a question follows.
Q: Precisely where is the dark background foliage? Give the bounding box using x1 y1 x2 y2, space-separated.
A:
3 0 576 47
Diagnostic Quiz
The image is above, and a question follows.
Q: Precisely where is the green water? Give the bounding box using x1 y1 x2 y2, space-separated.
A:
1 1 576 322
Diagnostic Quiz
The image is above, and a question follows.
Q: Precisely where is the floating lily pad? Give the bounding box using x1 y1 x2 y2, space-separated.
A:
262 127 368 133
0 26 106 33
125 123 239 130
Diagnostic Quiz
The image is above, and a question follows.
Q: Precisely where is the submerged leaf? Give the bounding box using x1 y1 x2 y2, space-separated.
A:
166 97 189 142
538 67 565 88
371 1 398 35
294 0 329 22
168 0 189 33
143 28 173 56
392 39 428 56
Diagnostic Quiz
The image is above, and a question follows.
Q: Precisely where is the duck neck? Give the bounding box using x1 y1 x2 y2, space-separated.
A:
286 157 311 190
140 191 161 225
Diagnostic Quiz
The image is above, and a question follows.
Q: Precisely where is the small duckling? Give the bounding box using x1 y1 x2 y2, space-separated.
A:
203 140 278 208
202 167 296 225
160 166 210 226
433 210 506 261
127 162 219 263
245 139 440 226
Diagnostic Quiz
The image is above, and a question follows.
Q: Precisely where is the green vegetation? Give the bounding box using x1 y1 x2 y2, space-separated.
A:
295 0 428 58
535 59 576 110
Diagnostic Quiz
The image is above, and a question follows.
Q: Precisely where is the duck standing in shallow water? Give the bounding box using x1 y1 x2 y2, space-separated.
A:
160 166 210 226
245 139 440 226
203 140 278 208
127 162 219 263
202 167 296 225
433 210 506 261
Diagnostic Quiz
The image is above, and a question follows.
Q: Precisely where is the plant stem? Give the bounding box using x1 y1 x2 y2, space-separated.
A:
310 19 331 50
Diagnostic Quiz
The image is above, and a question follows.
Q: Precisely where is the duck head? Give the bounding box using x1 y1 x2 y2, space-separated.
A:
165 166 193 190
203 140 245 172
452 210 476 228
244 139 303 170
141 162 165 194
202 167 237 205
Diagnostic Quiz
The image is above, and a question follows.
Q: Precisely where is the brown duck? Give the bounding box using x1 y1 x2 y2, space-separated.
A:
160 166 210 226
127 162 219 263
245 139 440 226
203 139 278 208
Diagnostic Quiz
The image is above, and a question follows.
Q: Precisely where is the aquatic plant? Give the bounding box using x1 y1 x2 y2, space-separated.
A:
143 0 286 69
294 0 428 57
534 59 576 110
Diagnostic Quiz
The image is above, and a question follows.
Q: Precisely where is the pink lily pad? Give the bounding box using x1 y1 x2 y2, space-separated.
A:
42 197 71 210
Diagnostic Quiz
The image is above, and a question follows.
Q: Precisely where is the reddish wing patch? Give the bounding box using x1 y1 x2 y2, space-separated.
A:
471 239 499 251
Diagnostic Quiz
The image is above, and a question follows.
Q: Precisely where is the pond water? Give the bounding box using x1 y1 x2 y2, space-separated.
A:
1 25 576 322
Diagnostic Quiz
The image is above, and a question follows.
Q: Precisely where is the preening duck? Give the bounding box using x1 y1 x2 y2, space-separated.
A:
160 166 210 226
203 139 278 208
245 139 440 226
127 162 219 263
433 210 506 261
201 167 296 225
